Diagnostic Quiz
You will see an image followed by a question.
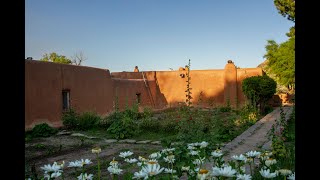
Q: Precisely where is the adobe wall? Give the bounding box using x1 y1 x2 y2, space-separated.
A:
25 60 114 130
154 70 225 107
112 79 154 110
25 60 264 130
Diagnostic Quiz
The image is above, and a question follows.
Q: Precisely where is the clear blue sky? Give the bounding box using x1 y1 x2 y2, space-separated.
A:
25 0 294 72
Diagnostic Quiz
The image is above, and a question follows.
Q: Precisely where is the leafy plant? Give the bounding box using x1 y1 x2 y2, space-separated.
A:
30 123 58 138
77 111 101 130
107 101 139 139
185 59 192 109
62 108 79 130
242 75 277 114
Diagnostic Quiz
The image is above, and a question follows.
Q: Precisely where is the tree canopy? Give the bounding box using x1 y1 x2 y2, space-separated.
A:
274 0 295 22
263 0 295 92
264 36 295 90
40 52 72 64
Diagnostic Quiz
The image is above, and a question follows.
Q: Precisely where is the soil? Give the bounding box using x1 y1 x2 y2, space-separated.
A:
25 134 163 179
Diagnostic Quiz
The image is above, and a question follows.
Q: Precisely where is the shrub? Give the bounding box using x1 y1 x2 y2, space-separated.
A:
107 115 137 139
62 108 79 130
100 111 120 129
30 123 58 138
107 104 139 139
139 117 161 132
242 75 277 114
77 111 101 130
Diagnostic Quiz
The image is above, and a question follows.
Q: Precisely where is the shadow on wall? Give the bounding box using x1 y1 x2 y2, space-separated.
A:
165 87 231 109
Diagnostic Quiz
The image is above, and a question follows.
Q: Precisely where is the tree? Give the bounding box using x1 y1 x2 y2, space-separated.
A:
263 0 295 93
264 37 295 91
274 0 295 38
71 51 87 66
242 75 277 114
40 52 72 64
274 0 295 22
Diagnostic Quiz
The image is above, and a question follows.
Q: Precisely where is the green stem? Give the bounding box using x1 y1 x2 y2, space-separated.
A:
97 154 101 180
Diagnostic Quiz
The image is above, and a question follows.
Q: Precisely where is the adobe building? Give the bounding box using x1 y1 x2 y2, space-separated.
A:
25 60 264 130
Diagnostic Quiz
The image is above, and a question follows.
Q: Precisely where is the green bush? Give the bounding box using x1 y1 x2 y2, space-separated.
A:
107 104 139 139
139 117 161 132
242 75 277 114
160 120 177 133
101 111 120 129
62 108 79 130
30 123 58 138
77 111 101 130
107 115 137 139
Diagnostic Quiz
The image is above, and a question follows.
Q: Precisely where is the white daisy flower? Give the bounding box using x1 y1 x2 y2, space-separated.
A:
236 174 252 180
91 147 101 154
193 157 205 165
138 156 148 162
163 155 175 164
245 150 261 158
147 159 158 164
109 158 119 167
211 150 223 157
232 154 247 161
265 158 277 167
119 151 134 158
164 168 177 174
50 171 62 178
200 141 209 148
189 150 200 156
125 158 138 163
77 173 93 180
278 169 292 176
181 166 190 171
68 161 82 168
107 166 123 175
211 166 236 177
259 168 278 178
218 166 237 177
161 148 175 154
41 162 61 173
287 172 295 180
149 152 161 159
132 170 148 179
197 169 210 180
141 163 164 177
137 162 143 166
79 159 92 167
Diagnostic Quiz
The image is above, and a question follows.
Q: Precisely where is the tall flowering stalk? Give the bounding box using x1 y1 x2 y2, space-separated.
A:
92 146 102 180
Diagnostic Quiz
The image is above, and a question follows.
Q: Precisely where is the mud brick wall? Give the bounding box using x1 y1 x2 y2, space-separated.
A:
25 60 263 130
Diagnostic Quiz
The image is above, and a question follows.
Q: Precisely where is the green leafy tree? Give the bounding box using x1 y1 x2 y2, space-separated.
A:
40 52 72 64
274 0 295 22
264 36 295 91
274 0 295 37
263 0 295 92
242 75 277 114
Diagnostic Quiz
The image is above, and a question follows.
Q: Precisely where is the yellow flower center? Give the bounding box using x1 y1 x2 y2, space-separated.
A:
148 161 157 165
199 169 208 174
